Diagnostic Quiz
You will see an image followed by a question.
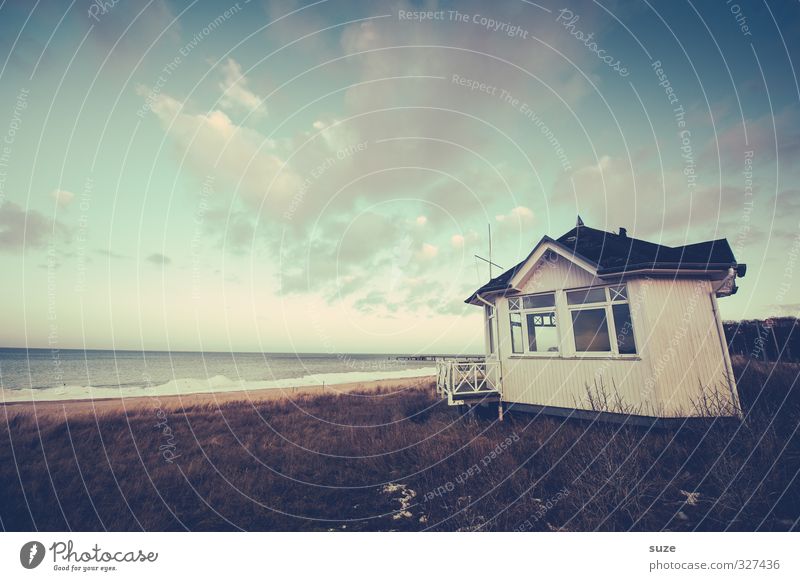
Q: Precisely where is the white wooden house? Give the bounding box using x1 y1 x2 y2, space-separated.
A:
436 220 746 424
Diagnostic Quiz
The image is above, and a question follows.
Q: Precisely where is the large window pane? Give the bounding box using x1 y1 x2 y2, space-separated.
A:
570 308 611 352
612 303 637 354
510 312 523 354
567 287 607 305
522 293 555 309
526 312 559 353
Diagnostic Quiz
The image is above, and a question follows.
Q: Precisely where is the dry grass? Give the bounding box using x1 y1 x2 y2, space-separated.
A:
1 359 797 532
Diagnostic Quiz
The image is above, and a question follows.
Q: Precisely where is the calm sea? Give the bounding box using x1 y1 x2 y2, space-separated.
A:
0 348 438 402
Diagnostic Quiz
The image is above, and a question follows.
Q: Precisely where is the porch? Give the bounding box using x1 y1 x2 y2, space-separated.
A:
435 358 502 406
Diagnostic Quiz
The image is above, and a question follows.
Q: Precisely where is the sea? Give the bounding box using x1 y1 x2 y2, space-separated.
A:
0 348 437 402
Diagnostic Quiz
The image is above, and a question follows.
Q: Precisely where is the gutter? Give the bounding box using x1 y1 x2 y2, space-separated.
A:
598 262 741 275
709 268 742 417
475 293 503 407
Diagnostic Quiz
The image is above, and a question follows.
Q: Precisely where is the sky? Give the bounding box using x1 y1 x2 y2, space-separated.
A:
0 0 798 354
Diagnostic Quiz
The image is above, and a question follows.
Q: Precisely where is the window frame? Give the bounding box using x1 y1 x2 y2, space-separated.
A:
485 304 496 355
509 292 561 356
565 284 637 357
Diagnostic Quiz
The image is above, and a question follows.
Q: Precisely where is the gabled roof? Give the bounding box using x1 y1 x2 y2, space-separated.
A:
466 223 745 304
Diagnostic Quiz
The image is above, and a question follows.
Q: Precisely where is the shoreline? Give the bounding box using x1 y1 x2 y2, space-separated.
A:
0 375 435 418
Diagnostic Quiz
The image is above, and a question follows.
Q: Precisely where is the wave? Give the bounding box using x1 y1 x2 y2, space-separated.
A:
0 367 436 403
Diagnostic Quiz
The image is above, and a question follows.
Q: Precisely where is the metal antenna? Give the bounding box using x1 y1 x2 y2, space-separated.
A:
474 255 503 271
488 223 493 280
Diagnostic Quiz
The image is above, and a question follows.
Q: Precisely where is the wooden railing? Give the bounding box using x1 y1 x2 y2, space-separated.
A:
435 358 501 405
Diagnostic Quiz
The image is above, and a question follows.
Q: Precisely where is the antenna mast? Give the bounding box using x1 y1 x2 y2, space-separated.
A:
488 223 493 280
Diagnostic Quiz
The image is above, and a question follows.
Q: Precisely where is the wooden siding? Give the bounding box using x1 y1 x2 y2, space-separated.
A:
517 253 597 293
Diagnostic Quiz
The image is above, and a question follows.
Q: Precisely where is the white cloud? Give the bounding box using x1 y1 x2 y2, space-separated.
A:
496 206 535 225
218 58 266 118
418 242 439 260
51 189 74 207
145 90 301 217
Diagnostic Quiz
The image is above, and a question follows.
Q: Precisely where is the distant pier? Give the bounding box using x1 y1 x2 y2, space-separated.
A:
394 355 482 362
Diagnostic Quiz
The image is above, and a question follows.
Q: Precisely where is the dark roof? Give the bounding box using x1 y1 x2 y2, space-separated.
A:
466 224 743 303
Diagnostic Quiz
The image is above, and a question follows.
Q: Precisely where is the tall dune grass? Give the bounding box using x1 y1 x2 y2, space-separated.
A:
1 358 797 531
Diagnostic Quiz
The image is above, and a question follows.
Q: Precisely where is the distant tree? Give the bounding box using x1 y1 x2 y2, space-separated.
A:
724 317 799 363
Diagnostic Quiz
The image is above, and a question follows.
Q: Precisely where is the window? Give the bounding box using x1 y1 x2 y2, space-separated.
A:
510 312 523 353
527 312 559 352
571 308 612 352
523 294 555 309
567 287 606 305
509 293 555 310
609 284 627 301
612 303 636 354
508 292 559 355
486 305 495 354
566 284 637 355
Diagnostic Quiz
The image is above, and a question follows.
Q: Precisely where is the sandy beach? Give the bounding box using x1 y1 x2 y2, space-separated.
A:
0 375 435 419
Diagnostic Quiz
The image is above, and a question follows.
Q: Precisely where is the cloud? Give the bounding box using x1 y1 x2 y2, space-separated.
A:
551 154 758 244
86 0 181 62
217 58 266 118
145 90 302 217
496 206 535 226
417 242 439 260
146 253 171 265
96 248 130 260
0 202 67 252
138 0 623 317
702 108 800 168
51 189 74 207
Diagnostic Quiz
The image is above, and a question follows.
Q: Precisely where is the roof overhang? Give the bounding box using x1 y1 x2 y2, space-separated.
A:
464 237 599 306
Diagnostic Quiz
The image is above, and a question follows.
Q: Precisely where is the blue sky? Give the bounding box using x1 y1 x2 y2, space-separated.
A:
0 0 798 353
